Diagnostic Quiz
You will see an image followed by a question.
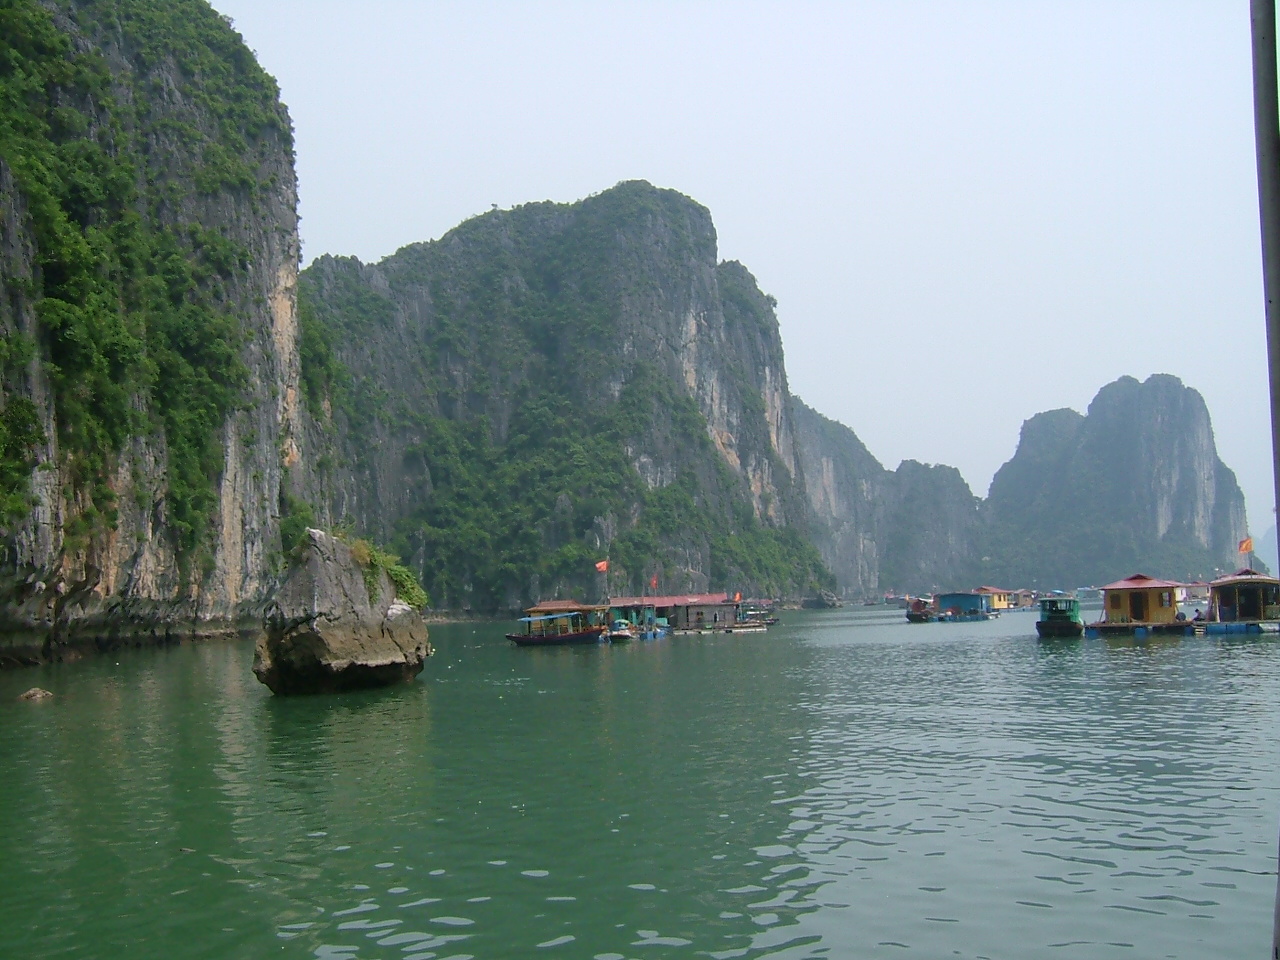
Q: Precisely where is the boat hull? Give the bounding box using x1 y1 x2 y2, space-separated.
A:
507 627 607 646
1036 619 1083 638
905 612 935 623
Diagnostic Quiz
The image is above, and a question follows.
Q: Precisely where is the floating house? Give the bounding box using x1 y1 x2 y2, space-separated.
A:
626 593 746 633
934 592 991 622
607 597 666 640
975 586 1014 610
1206 569 1280 633
1087 574 1191 636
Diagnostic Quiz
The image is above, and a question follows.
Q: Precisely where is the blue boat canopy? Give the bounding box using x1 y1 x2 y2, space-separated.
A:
519 612 588 623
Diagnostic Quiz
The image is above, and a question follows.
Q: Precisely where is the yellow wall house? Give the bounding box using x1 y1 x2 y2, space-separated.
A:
1100 574 1183 624
976 586 1014 610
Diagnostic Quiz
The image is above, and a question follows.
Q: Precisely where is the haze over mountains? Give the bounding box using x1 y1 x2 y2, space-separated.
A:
0 1 1255 657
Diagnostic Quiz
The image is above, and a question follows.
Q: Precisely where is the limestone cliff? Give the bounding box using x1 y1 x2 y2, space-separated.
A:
293 182 829 609
790 398 982 595
0 0 299 663
982 374 1248 586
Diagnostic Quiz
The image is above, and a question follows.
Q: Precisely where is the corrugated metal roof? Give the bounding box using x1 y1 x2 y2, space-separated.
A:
610 593 733 607
1099 573 1186 591
1210 568 1280 587
526 599 608 614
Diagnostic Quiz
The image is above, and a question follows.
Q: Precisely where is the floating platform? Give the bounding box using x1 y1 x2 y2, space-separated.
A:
1085 622 1193 639
674 622 769 635
1202 621 1280 635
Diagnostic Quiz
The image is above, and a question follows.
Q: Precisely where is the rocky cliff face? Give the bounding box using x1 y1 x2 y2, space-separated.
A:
982 374 1248 586
0 1 299 663
790 398 982 595
293 182 829 608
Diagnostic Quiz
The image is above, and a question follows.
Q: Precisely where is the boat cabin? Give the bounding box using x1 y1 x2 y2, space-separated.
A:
519 600 609 639
1038 596 1080 620
1098 574 1184 625
1208 569 1280 624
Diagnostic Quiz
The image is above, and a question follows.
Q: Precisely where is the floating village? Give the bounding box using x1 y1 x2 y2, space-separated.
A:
501 566 1280 646
894 568 1280 640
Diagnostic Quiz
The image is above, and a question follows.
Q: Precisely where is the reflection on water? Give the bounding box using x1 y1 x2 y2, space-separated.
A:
1 611 1278 958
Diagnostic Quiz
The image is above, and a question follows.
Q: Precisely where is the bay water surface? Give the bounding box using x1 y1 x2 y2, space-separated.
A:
2 607 1279 958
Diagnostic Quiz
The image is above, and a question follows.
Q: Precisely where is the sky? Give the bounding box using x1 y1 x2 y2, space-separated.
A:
212 0 1276 533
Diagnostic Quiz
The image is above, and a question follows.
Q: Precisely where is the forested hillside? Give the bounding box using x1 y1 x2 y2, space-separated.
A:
0 0 301 657
980 375 1247 587
293 183 833 610
0 2 1254 659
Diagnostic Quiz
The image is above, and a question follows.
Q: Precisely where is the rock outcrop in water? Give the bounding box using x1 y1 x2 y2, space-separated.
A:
254 529 431 695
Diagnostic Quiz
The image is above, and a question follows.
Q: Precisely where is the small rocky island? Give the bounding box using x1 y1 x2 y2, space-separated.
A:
253 529 431 695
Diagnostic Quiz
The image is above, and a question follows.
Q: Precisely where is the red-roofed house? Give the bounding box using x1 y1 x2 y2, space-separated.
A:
1099 574 1185 626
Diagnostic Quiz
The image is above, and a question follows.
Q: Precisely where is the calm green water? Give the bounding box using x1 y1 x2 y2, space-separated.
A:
2 608 1279 959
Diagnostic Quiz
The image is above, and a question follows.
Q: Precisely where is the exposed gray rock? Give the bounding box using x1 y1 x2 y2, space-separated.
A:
18 687 52 701
254 529 430 695
0 4 300 666
982 374 1248 586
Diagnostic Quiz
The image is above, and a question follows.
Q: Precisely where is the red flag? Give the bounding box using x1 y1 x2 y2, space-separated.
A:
734 591 742 602
649 574 659 590
595 560 609 573
1239 537 1254 554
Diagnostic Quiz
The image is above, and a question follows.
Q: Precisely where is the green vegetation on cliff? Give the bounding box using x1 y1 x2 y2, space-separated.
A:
980 376 1247 587
298 183 832 610
0 0 288 564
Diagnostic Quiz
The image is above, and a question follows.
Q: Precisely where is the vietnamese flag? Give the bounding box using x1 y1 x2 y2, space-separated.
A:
649 574 659 589
595 560 609 573
1239 537 1254 554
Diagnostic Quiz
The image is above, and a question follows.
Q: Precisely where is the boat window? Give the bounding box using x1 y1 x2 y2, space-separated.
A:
1109 593 1121 609
1160 591 1172 607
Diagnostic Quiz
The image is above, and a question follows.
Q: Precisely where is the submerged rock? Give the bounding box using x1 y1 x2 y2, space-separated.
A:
254 529 431 695
19 687 53 701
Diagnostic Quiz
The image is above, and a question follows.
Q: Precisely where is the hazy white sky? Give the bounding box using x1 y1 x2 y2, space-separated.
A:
212 0 1275 531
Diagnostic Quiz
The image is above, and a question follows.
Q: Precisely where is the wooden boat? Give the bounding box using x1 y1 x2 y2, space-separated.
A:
1036 596 1083 638
905 597 935 623
507 601 608 646
1203 568 1280 633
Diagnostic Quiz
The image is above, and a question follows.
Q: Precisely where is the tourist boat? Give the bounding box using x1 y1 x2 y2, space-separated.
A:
1085 574 1193 637
1035 595 1083 638
1203 568 1280 634
507 601 609 646
905 597 935 623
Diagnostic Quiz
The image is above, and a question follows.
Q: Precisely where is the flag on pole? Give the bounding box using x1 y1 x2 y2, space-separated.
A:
649 574 659 590
734 591 742 602
595 560 609 573
1239 537 1254 554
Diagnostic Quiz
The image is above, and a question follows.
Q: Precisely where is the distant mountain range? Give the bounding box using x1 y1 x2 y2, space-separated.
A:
796 373 1248 594
0 2 1256 660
